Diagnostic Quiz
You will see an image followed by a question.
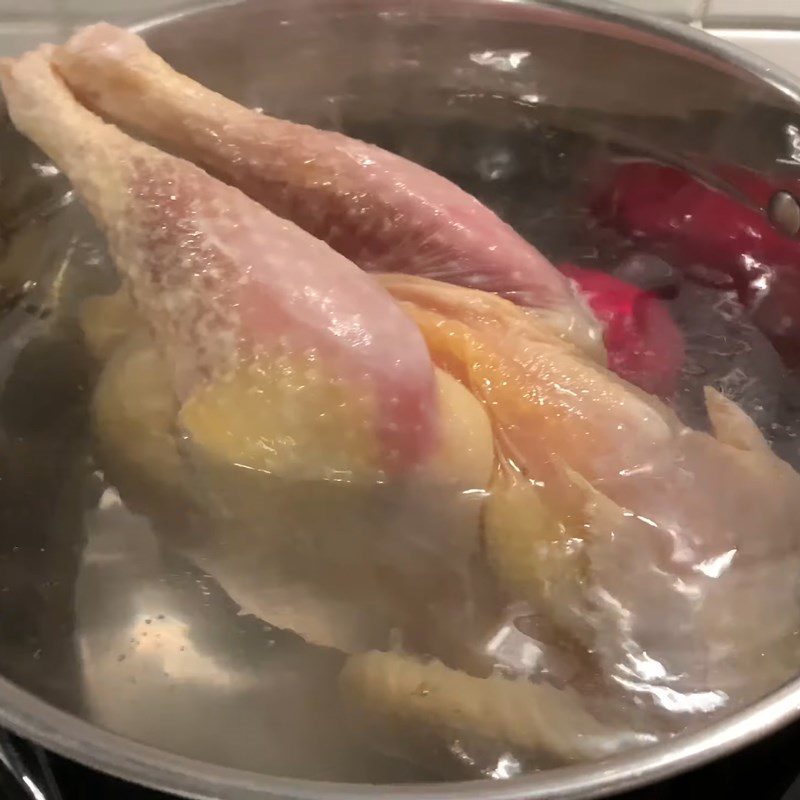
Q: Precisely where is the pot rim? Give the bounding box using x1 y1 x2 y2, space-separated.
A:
4 1 800 798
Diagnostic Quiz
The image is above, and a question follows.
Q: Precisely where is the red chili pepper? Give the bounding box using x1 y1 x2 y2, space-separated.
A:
589 160 800 363
559 262 684 399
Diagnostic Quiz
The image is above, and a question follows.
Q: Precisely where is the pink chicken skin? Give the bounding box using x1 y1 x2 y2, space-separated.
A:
0 47 438 473
51 23 603 361
590 160 800 364
559 263 684 398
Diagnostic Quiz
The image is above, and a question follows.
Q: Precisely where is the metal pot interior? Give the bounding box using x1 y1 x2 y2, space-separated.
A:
2 0 800 797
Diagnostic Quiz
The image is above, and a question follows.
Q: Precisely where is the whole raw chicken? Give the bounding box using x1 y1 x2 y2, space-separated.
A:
3 25 800 777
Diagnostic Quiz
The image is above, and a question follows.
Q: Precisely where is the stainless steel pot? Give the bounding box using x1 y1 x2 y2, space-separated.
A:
2 0 800 797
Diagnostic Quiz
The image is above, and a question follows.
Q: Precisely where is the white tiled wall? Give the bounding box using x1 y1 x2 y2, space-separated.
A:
706 0 800 24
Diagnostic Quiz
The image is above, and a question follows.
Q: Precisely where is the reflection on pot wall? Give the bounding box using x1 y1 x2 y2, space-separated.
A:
2 2 800 76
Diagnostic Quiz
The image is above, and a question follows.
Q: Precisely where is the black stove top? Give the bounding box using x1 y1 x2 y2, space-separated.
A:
3 721 800 800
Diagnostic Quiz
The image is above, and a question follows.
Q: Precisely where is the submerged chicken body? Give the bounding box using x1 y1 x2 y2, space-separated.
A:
384 274 800 720
2 48 515 673
3 29 800 781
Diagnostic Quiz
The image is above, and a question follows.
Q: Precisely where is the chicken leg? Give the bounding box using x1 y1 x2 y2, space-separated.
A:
1 46 439 474
52 23 603 360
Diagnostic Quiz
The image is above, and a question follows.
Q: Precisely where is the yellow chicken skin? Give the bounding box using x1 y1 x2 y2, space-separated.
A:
84 275 800 758
382 273 677 491
340 650 654 767
84 274 800 762
82 289 497 657
383 273 800 725
83 287 643 766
